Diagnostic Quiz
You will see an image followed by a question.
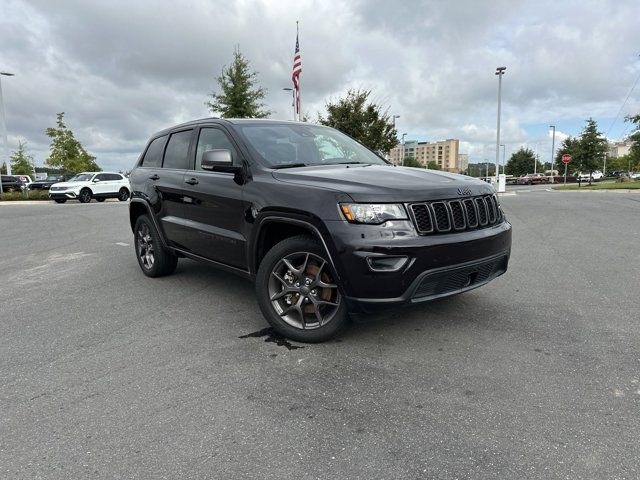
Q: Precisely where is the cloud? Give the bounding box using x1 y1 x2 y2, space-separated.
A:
0 0 638 171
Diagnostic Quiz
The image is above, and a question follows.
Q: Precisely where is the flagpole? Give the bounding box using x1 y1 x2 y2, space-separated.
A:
296 21 300 122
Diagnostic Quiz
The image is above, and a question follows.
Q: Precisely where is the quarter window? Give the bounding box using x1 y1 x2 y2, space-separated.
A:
195 128 238 170
163 130 193 169
141 136 166 167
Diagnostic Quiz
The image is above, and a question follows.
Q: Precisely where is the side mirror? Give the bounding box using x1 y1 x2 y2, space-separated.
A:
201 149 241 173
92 178 101 183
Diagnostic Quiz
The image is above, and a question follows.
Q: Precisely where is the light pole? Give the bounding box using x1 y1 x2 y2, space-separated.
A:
282 88 295 121
549 125 556 183
392 115 400 127
0 71 14 186
494 67 506 185
401 132 407 166
603 151 607 176
500 144 506 174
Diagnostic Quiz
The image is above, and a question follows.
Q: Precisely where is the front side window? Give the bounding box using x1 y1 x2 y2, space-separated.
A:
163 130 193 169
238 124 388 168
195 128 238 170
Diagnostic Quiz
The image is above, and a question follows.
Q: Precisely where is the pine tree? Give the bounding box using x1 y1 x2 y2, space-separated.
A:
10 141 35 176
44 112 100 173
319 89 398 154
574 118 607 180
205 47 270 118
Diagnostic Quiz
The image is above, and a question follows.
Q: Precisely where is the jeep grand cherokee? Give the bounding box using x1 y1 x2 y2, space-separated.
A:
129 119 512 342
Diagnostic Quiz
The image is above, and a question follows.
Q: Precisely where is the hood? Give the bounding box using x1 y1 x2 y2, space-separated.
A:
272 164 494 202
52 181 84 188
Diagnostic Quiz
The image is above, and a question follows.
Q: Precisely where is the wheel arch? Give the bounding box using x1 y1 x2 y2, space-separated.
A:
129 198 169 248
251 215 339 279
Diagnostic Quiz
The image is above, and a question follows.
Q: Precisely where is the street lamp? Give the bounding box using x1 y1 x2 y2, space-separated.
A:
549 125 556 183
500 144 506 175
401 132 407 166
392 115 400 127
494 67 506 185
0 71 15 195
282 88 294 121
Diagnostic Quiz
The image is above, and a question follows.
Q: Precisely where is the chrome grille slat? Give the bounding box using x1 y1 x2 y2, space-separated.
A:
409 194 502 235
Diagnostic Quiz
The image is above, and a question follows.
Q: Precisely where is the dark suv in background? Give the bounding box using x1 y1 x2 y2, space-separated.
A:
129 119 511 342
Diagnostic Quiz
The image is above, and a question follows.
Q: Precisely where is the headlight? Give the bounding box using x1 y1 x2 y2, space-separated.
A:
339 203 407 224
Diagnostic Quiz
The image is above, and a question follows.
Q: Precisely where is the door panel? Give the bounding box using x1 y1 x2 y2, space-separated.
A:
180 126 246 268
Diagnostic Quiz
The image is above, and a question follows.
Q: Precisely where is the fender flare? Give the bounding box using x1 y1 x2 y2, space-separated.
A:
129 198 170 248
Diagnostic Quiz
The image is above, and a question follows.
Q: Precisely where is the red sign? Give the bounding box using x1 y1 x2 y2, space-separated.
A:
562 154 571 164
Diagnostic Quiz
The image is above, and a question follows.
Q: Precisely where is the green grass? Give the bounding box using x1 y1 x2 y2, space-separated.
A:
0 190 53 201
552 180 640 191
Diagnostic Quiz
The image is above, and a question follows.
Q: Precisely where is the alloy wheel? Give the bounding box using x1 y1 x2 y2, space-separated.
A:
268 251 340 330
137 222 154 270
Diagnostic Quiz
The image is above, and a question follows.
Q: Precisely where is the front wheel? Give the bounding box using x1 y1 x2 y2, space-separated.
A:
78 188 92 203
256 235 348 343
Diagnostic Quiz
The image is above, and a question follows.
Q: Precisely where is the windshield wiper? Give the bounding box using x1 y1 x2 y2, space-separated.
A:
271 163 308 169
335 161 371 165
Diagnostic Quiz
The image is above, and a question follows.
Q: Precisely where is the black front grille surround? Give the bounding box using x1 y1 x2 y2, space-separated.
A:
408 194 503 235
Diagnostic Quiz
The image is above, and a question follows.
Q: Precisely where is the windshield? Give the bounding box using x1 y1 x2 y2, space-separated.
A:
46 175 61 181
68 174 93 182
238 124 388 167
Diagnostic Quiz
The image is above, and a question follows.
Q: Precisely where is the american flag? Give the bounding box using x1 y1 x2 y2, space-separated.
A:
291 27 302 117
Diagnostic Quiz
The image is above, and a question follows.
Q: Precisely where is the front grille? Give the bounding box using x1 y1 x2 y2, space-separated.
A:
409 194 502 235
413 255 508 300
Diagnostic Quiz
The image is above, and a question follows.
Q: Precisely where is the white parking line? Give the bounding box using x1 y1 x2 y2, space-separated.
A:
115 242 129 247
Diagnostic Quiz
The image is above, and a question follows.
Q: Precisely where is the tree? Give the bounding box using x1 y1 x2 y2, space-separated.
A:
45 112 100 173
505 147 541 176
402 156 424 168
205 46 270 118
574 118 607 181
319 89 398 153
426 161 441 170
10 141 35 176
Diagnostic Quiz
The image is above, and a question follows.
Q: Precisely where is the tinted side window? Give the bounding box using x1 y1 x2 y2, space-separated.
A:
95 173 108 181
106 173 122 181
163 130 193 169
141 136 166 167
195 128 238 170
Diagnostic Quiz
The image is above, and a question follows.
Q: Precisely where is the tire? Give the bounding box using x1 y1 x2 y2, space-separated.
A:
256 235 348 343
54 199 67 204
133 214 178 277
96 197 106 202
78 188 92 203
118 188 130 202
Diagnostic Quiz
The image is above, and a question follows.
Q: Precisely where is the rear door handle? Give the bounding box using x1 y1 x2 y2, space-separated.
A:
149 174 160 180
185 177 199 185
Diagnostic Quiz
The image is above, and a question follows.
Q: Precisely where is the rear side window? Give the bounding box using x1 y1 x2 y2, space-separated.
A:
141 136 166 167
163 130 193 169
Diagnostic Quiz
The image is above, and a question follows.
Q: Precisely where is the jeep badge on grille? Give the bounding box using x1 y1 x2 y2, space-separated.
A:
457 187 472 196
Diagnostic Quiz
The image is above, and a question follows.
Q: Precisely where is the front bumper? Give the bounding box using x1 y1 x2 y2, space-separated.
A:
324 219 512 313
49 191 77 199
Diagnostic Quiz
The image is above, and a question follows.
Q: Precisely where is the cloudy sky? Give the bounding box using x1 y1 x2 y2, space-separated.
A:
1 0 639 171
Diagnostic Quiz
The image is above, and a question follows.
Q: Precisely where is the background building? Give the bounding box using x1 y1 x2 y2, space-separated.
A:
457 154 469 173
608 141 632 158
388 139 461 172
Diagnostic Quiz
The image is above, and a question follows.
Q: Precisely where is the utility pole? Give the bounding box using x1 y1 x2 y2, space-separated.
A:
495 67 506 186
0 71 15 185
401 133 407 166
549 125 556 183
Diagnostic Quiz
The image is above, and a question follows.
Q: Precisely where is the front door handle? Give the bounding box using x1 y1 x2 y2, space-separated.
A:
185 177 199 185
149 174 160 180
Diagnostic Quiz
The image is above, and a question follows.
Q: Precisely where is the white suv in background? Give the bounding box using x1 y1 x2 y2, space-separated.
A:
48 172 130 204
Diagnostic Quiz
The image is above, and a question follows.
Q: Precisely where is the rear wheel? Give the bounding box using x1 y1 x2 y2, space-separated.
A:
78 188 92 203
118 188 130 201
134 215 178 277
256 235 348 343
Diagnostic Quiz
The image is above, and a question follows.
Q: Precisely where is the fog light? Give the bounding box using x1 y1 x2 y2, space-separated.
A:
366 255 409 272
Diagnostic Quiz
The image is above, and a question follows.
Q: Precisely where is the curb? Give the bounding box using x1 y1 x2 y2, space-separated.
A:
550 189 640 193
0 200 56 205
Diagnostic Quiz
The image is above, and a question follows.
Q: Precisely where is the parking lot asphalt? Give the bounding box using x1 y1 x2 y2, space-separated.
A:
1 191 639 479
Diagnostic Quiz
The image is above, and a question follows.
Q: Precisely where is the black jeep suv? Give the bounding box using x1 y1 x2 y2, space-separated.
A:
129 119 511 342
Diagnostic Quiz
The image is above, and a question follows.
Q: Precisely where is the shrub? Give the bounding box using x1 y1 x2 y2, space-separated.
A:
0 190 53 201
